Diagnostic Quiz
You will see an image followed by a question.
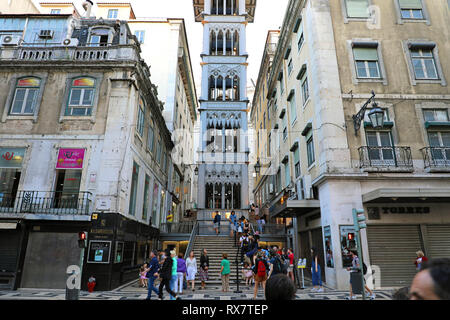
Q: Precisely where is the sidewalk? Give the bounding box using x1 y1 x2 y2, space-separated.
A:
0 278 393 300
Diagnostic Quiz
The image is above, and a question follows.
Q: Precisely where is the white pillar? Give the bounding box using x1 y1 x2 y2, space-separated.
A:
201 65 209 100
240 24 247 55
239 0 245 15
205 0 211 14
203 24 210 55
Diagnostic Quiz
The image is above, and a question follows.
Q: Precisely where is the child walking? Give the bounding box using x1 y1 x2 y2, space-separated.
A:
139 263 149 288
220 253 231 292
243 262 254 286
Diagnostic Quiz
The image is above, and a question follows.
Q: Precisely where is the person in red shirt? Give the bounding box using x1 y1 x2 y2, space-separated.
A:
415 250 428 271
287 248 295 282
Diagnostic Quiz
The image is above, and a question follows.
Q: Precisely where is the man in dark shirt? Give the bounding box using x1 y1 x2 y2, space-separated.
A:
146 250 160 300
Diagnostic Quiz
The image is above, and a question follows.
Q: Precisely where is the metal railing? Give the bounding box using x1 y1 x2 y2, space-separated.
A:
159 221 196 234
258 223 287 235
0 191 92 215
358 146 413 169
421 147 450 169
184 221 200 260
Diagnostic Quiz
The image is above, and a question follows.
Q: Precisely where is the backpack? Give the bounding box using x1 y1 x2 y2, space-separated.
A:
273 257 283 274
363 262 368 275
257 260 267 277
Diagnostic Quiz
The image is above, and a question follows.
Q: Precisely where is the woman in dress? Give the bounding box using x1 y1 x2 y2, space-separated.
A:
186 251 198 291
199 248 210 290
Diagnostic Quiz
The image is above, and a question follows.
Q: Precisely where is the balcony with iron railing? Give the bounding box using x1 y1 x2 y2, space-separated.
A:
421 147 450 172
358 146 414 172
0 191 92 217
0 42 141 64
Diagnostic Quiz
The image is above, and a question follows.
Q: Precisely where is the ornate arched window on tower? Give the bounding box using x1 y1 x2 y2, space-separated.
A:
212 0 238 15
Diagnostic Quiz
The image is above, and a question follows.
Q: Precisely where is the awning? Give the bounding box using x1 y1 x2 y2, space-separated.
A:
362 188 450 203
270 199 320 218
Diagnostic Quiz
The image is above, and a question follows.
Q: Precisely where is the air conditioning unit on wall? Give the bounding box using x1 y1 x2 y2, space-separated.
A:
39 30 54 39
1 35 21 46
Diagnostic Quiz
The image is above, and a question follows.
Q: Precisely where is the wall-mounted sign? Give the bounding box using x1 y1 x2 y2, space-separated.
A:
87 240 111 264
368 207 431 219
56 148 85 169
0 147 26 168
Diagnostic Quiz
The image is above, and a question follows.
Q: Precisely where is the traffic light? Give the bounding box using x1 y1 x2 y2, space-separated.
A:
352 208 367 231
348 233 354 241
78 232 87 248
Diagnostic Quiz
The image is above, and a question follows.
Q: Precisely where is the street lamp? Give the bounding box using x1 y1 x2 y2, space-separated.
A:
352 91 384 135
194 166 199 176
254 158 261 175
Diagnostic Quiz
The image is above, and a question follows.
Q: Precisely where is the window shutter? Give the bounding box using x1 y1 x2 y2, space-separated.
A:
399 0 422 9
353 47 378 61
346 0 369 18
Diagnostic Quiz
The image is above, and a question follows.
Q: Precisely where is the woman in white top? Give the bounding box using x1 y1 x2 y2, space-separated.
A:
186 251 198 291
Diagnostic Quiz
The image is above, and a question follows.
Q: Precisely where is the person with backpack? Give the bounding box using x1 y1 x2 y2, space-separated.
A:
346 250 375 300
240 232 249 264
311 247 324 293
252 251 269 299
268 250 283 278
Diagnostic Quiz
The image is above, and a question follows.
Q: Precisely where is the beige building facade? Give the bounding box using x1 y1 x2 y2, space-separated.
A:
251 0 450 290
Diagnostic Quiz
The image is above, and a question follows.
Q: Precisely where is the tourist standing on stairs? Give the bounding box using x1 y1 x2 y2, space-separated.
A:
214 211 221 235
220 253 231 292
186 251 197 291
229 211 237 238
200 249 210 290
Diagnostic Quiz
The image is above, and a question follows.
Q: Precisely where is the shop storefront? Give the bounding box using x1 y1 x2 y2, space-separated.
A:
0 147 26 210
362 188 450 288
82 211 160 291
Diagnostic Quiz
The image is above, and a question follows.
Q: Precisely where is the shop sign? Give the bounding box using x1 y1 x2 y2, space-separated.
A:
56 148 85 169
0 147 26 168
87 240 111 264
368 207 431 219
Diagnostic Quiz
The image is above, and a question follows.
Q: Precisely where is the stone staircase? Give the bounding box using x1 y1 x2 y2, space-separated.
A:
191 235 242 286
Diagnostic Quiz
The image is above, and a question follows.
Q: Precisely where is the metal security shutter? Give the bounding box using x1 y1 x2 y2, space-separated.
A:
426 225 450 259
367 225 422 288
0 231 20 271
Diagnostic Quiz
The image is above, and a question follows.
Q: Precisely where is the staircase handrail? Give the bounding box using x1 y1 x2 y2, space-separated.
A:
184 220 199 259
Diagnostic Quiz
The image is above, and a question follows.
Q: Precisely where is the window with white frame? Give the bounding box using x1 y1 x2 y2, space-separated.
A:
409 47 439 80
66 77 96 116
147 124 155 153
306 130 315 167
134 30 145 44
288 90 297 124
297 23 304 51
278 72 284 94
344 0 370 18
9 77 41 115
293 147 301 178
287 58 293 76
398 0 424 19
353 47 381 79
423 109 449 122
107 9 118 19
301 75 309 105
284 157 290 188
137 97 145 137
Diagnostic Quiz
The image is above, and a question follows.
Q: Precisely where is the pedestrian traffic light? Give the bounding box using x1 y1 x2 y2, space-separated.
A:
348 233 354 241
78 232 87 248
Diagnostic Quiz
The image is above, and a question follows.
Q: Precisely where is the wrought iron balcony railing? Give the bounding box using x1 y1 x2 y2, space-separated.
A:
358 146 413 170
0 191 92 215
421 147 450 169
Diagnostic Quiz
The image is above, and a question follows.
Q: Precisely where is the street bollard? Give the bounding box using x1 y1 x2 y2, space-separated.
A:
66 265 81 300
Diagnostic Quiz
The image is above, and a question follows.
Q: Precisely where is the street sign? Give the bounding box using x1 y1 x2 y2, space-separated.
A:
297 258 307 269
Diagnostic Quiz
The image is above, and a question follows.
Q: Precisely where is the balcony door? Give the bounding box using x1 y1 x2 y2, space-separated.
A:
0 169 21 208
428 131 450 164
54 169 81 209
366 131 394 165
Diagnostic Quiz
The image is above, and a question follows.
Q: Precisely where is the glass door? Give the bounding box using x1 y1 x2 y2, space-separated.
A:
0 169 21 208
428 131 450 164
366 131 394 165
54 169 81 209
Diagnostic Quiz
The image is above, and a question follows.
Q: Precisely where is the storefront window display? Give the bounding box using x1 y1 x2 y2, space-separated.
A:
324 226 334 268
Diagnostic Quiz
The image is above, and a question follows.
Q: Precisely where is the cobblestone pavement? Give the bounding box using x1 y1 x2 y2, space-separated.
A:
0 279 394 300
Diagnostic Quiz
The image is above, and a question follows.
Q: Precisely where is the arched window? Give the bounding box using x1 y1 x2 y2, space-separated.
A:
206 183 214 209
10 77 41 115
233 30 239 55
66 77 96 116
210 30 217 55
233 183 241 209
214 183 222 208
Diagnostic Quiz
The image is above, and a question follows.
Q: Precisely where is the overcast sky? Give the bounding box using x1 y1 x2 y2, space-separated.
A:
33 0 289 95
